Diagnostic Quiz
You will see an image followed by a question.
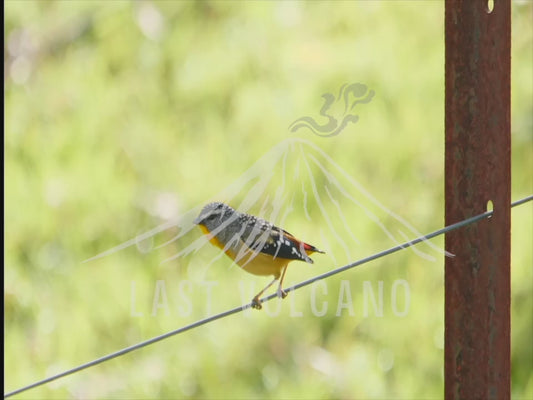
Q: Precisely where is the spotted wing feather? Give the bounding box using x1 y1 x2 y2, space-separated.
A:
238 215 318 263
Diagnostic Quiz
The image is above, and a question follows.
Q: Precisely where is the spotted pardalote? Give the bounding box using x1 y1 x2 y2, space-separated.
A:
194 202 324 309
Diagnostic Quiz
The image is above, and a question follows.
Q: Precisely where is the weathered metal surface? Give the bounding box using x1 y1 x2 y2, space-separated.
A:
444 0 511 399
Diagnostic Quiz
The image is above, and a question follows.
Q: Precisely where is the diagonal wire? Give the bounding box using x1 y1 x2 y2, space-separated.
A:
4 195 532 398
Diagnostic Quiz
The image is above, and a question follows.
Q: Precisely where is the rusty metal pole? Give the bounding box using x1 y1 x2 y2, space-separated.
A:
445 0 511 399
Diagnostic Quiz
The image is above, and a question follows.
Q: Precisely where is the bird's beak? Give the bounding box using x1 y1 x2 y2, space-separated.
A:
193 216 203 225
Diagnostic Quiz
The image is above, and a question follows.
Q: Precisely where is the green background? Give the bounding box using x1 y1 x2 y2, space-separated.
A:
5 1 532 399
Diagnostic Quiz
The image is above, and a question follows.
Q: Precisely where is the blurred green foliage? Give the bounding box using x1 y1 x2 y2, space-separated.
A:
5 1 532 399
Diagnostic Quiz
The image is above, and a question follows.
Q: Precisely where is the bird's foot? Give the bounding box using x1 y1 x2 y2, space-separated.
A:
251 297 263 310
277 287 288 299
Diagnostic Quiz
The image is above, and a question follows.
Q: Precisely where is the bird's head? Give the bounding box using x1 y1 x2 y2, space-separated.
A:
193 202 236 232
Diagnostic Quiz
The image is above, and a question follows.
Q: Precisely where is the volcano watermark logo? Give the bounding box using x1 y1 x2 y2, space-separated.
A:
85 80 450 317
289 83 375 137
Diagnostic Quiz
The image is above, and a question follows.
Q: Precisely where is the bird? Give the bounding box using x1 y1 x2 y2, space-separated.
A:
194 202 325 310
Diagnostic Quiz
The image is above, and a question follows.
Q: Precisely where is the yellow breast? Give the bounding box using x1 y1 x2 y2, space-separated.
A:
199 225 225 249
199 225 292 278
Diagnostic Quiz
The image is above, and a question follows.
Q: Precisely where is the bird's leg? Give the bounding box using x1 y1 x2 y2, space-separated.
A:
251 277 278 310
276 265 289 299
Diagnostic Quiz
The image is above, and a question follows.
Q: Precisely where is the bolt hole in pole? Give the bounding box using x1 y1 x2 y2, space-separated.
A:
486 0 495 13
486 200 494 219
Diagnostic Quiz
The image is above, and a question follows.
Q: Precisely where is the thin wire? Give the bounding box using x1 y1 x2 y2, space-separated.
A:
5 195 532 398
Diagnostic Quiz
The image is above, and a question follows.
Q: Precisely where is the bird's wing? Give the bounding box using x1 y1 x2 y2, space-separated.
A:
239 218 319 263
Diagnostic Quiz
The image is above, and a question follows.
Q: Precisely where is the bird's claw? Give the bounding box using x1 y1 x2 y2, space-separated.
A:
251 297 263 310
277 288 288 299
